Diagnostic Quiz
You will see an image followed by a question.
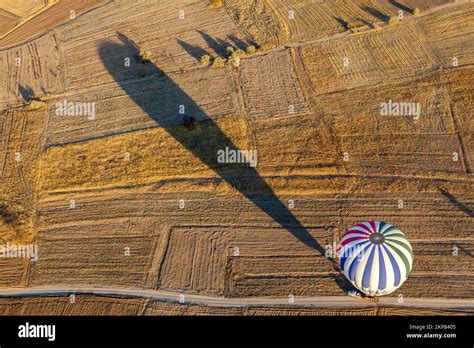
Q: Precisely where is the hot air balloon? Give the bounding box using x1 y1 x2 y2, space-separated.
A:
338 221 413 297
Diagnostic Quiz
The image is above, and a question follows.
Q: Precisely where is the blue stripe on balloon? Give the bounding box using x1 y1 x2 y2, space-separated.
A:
340 253 348 271
340 240 369 270
362 246 376 288
348 243 371 281
383 244 401 286
378 245 387 290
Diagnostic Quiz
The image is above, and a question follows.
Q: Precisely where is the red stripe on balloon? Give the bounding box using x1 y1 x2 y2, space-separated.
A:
345 229 370 236
340 236 368 246
354 223 372 234
368 221 377 234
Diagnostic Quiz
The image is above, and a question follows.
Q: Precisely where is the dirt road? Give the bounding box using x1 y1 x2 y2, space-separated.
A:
0 286 472 310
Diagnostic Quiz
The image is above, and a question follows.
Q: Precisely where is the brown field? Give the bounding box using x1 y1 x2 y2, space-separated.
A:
0 294 471 315
28 219 165 288
0 107 46 244
0 0 472 316
0 258 29 287
269 0 395 43
0 32 64 103
0 0 108 47
58 0 250 91
299 23 440 95
224 0 286 47
0 0 50 37
225 0 455 46
0 9 20 38
239 49 311 118
0 295 146 315
25 181 472 300
39 114 250 190
416 3 474 67
45 67 245 145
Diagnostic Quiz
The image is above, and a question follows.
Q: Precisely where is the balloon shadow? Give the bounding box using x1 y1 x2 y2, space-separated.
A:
98 34 348 276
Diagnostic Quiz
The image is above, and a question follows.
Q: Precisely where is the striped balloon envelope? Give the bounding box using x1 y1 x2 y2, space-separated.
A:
338 221 413 297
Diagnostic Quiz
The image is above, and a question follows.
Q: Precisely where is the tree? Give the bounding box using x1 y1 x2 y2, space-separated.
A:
200 54 212 66
234 48 246 58
211 56 225 67
388 16 400 26
346 22 358 31
209 0 224 9
246 45 256 55
140 50 153 63
183 115 195 130
0 202 16 224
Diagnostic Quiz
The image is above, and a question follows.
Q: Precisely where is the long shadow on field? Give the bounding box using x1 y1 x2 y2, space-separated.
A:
19 85 34 101
198 30 231 56
363 6 390 22
438 187 474 218
389 0 412 14
177 39 210 62
334 17 349 30
227 34 256 51
456 244 473 258
98 34 337 261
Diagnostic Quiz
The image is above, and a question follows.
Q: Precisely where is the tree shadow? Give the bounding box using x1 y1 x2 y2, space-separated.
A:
104 33 156 81
438 187 474 217
177 39 210 61
330 273 354 293
333 16 349 30
356 17 375 28
388 0 412 13
18 85 34 101
178 32 257 63
98 33 338 261
363 6 390 22
456 244 473 258
227 34 255 51
197 30 231 56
